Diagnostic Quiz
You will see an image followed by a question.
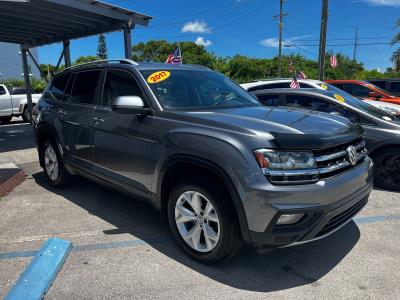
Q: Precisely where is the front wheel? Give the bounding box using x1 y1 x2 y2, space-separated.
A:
167 179 242 263
373 148 400 191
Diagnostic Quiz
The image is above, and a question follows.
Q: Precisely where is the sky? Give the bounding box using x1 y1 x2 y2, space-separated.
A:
38 0 400 71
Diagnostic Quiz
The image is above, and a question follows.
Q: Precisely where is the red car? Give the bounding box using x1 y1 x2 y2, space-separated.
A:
325 80 400 105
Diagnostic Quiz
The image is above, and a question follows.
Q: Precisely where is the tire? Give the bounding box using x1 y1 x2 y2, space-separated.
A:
373 148 400 191
41 140 71 187
0 116 12 124
167 178 242 264
22 106 31 123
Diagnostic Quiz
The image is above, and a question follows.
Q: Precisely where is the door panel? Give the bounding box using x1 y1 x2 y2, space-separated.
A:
59 70 102 167
92 69 156 192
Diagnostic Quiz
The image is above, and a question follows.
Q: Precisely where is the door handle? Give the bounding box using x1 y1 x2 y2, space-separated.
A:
93 117 104 124
58 109 66 118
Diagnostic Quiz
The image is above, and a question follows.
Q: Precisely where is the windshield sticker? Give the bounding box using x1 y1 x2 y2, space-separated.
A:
147 71 170 84
333 94 345 103
320 84 328 90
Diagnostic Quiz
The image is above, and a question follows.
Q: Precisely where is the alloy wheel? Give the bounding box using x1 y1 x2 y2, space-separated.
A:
44 145 59 181
174 191 220 252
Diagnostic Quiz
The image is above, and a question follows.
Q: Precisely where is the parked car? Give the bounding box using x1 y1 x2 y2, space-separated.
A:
326 80 400 105
251 88 400 191
363 99 400 116
241 78 344 93
241 79 400 116
0 84 42 124
367 78 400 97
34 60 373 263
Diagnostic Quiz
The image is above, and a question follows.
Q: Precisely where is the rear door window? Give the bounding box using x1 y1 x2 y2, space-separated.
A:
248 82 289 92
65 70 101 105
256 94 279 106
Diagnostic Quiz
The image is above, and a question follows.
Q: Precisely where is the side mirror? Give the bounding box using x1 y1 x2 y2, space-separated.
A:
111 96 151 115
368 91 381 99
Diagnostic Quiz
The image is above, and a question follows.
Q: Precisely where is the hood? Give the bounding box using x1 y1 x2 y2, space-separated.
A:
172 106 363 150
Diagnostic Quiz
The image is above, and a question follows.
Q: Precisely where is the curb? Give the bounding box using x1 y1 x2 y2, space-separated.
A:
0 165 26 197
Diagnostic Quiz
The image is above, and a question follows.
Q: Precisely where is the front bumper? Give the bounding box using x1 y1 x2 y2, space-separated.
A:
245 157 373 248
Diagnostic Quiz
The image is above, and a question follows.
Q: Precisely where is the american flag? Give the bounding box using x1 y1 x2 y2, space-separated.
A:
330 54 338 68
297 70 307 80
290 78 300 89
166 45 182 64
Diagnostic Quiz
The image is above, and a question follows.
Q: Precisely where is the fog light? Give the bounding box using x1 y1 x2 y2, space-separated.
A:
276 213 305 225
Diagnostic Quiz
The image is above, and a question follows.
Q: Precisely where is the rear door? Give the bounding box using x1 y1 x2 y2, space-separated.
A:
92 68 156 193
59 69 102 168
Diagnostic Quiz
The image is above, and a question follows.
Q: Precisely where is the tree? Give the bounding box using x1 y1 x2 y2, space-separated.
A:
97 34 108 59
74 55 99 65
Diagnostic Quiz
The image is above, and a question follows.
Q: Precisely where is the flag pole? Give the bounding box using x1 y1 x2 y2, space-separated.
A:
178 43 183 64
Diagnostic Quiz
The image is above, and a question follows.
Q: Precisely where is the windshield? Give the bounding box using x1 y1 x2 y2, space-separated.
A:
140 70 261 110
365 83 394 97
317 82 347 94
327 90 397 121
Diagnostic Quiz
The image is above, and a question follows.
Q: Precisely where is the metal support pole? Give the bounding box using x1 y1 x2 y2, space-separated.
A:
123 24 134 60
63 40 71 67
318 0 329 80
21 46 33 123
278 0 283 77
27 49 48 83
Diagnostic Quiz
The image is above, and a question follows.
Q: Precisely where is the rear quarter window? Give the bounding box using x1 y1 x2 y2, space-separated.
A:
45 74 70 101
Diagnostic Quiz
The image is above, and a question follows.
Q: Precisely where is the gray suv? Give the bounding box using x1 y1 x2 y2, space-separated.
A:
34 60 373 263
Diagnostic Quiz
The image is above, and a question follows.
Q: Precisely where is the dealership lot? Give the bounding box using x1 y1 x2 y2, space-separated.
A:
0 122 399 299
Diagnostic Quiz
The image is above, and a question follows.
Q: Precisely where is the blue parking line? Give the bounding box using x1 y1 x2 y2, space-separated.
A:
354 214 400 224
4 238 72 300
0 215 399 261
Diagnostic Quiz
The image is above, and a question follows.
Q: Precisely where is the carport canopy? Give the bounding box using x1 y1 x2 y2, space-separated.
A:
0 0 152 119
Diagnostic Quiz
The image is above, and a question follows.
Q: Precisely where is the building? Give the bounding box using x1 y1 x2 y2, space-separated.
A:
0 42 40 80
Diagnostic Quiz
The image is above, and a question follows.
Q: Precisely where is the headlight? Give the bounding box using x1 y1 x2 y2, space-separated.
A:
254 149 319 185
254 149 316 170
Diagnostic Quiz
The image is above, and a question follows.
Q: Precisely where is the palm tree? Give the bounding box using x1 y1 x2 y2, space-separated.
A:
392 20 400 70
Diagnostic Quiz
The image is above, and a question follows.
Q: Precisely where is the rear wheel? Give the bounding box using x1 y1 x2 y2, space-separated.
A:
167 179 242 263
373 148 400 191
41 140 71 187
22 106 32 123
0 116 12 124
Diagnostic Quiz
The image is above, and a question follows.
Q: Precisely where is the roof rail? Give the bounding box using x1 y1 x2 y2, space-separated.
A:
64 59 138 70
184 64 213 71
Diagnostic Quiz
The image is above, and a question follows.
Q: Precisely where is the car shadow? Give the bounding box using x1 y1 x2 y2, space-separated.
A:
32 170 360 292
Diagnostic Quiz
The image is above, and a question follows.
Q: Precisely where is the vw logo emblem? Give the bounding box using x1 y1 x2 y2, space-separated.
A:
346 146 358 166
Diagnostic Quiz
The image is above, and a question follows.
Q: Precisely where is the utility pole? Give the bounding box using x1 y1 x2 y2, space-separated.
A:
273 0 288 77
353 27 358 61
318 0 329 80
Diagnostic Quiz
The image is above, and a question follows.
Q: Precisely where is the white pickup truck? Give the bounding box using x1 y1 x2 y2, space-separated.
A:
0 85 42 124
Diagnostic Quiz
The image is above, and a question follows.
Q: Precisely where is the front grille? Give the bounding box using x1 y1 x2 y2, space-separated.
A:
265 138 368 185
317 197 368 237
313 138 367 179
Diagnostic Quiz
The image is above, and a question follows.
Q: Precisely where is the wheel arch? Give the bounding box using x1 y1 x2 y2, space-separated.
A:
157 154 251 243
369 143 400 159
36 124 62 168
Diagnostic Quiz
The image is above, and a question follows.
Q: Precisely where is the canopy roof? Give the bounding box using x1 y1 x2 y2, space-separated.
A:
0 0 152 48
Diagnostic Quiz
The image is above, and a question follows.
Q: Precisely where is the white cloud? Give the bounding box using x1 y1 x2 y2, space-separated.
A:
259 35 313 49
356 0 400 6
181 20 211 33
195 37 213 47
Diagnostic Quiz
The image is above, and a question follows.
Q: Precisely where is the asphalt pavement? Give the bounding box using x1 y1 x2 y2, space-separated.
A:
0 120 399 299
